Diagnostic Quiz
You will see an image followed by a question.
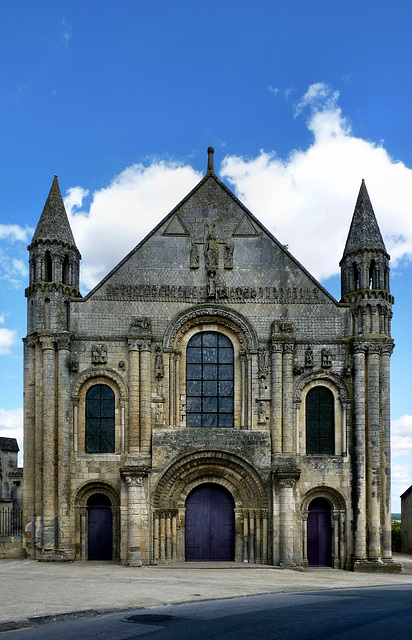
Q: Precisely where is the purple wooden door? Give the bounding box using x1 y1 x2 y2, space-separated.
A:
185 484 235 561
87 494 112 561
307 498 332 567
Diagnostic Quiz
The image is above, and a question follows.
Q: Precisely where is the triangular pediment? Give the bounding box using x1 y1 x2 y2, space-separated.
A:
84 172 337 307
233 215 259 237
163 214 189 236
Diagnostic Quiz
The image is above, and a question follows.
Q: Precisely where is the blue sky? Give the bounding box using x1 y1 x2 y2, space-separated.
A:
1 1 412 510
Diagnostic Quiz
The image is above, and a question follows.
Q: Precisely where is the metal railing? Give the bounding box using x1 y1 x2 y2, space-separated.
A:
0 508 23 536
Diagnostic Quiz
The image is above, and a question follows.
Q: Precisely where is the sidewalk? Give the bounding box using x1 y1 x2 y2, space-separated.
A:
1 554 411 632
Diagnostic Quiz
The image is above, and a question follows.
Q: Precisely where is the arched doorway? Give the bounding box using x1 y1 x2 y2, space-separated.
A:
87 493 113 560
307 498 332 567
185 484 235 561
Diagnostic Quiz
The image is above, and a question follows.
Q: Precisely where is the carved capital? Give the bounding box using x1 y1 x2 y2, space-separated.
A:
278 477 297 489
56 334 71 351
39 335 55 350
271 342 283 353
367 344 381 355
283 342 295 355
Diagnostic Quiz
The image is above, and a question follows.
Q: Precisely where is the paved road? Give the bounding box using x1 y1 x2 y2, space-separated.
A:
1 585 411 639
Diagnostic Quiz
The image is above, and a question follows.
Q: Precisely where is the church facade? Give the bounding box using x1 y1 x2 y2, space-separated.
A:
23 148 401 571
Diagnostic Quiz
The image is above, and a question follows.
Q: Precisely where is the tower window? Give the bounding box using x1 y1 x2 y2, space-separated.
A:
45 251 52 282
85 384 115 453
306 386 334 454
186 331 234 428
62 255 70 285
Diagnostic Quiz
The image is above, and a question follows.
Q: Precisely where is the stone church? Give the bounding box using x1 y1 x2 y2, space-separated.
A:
23 148 401 571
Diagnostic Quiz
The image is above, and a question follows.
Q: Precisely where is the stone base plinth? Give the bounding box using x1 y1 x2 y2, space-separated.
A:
353 559 403 573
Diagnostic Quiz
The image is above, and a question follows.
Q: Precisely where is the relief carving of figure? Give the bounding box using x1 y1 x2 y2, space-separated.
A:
205 223 218 270
155 346 164 380
305 347 314 368
92 343 107 364
207 271 216 298
190 240 199 269
321 349 332 368
223 241 234 269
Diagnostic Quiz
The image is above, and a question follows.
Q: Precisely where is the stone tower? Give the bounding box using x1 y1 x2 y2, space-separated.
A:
340 180 395 570
24 176 81 560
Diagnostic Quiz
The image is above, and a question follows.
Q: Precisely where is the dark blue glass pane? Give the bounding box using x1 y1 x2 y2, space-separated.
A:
219 381 234 396
218 334 232 347
203 397 217 412
189 333 201 347
203 381 217 396
203 333 217 347
187 380 201 396
100 436 115 453
203 413 218 427
100 385 114 399
187 364 202 379
203 347 217 363
187 347 202 363
101 399 114 417
87 386 101 400
86 418 100 435
86 399 100 417
219 397 234 412
187 413 201 427
85 435 100 453
203 364 218 380
219 414 234 427
218 348 233 363
100 419 114 435
219 365 233 380
187 397 202 412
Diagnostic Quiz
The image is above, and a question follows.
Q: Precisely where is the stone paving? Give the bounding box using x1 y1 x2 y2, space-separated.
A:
0 554 411 632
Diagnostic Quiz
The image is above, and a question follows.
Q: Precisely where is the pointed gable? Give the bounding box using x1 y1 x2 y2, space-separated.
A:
31 175 77 248
343 180 387 257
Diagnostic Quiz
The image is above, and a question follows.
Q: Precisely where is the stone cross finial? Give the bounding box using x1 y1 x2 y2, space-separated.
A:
207 146 214 173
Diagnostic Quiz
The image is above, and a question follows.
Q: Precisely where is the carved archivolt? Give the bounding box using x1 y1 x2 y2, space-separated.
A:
74 481 120 509
153 449 268 510
163 304 258 351
71 366 128 400
300 485 346 513
293 370 350 405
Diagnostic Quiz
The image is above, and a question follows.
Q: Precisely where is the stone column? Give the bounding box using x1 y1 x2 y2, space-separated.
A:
277 474 299 566
23 339 36 556
240 351 247 429
34 340 43 554
39 335 57 555
128 339 140 453
367 345 381 559
56 335 72 558
381 344 393 561
282 344 295 453
270 343 283 455
139 339 152 455
122 466 150 566
352 343 367 562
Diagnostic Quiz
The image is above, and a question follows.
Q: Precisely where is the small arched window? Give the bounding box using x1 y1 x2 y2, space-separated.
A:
62 255 70 285
186 331 234 428
45 251 53 282
306 386 334 454
85 384 115 453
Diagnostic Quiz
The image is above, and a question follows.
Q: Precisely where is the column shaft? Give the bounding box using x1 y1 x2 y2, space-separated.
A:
353 346 367 559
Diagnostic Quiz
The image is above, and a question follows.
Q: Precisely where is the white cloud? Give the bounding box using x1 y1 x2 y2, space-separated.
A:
0 408 23 465
66 161 201 290
392 415 412 457
0 224 33 243
0 328 17 355
61 83 412 292
220 82 412 281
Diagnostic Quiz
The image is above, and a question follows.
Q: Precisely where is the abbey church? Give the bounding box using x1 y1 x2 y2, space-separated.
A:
23 148 401 571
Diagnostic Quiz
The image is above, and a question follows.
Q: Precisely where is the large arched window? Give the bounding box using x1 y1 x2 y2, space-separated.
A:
85 384 115 453
186 331 234 428
306 386 334 454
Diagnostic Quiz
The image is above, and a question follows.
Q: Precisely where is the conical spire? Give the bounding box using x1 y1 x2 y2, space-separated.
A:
31 175 76 247
342 180 387 257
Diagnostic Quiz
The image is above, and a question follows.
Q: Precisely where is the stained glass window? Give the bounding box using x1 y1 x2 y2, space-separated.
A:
85 384 115 453
186 332 234 428
306 386 334 454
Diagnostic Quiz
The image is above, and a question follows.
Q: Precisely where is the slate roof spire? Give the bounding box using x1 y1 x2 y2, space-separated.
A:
31 175 77 248
342 179 387 257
